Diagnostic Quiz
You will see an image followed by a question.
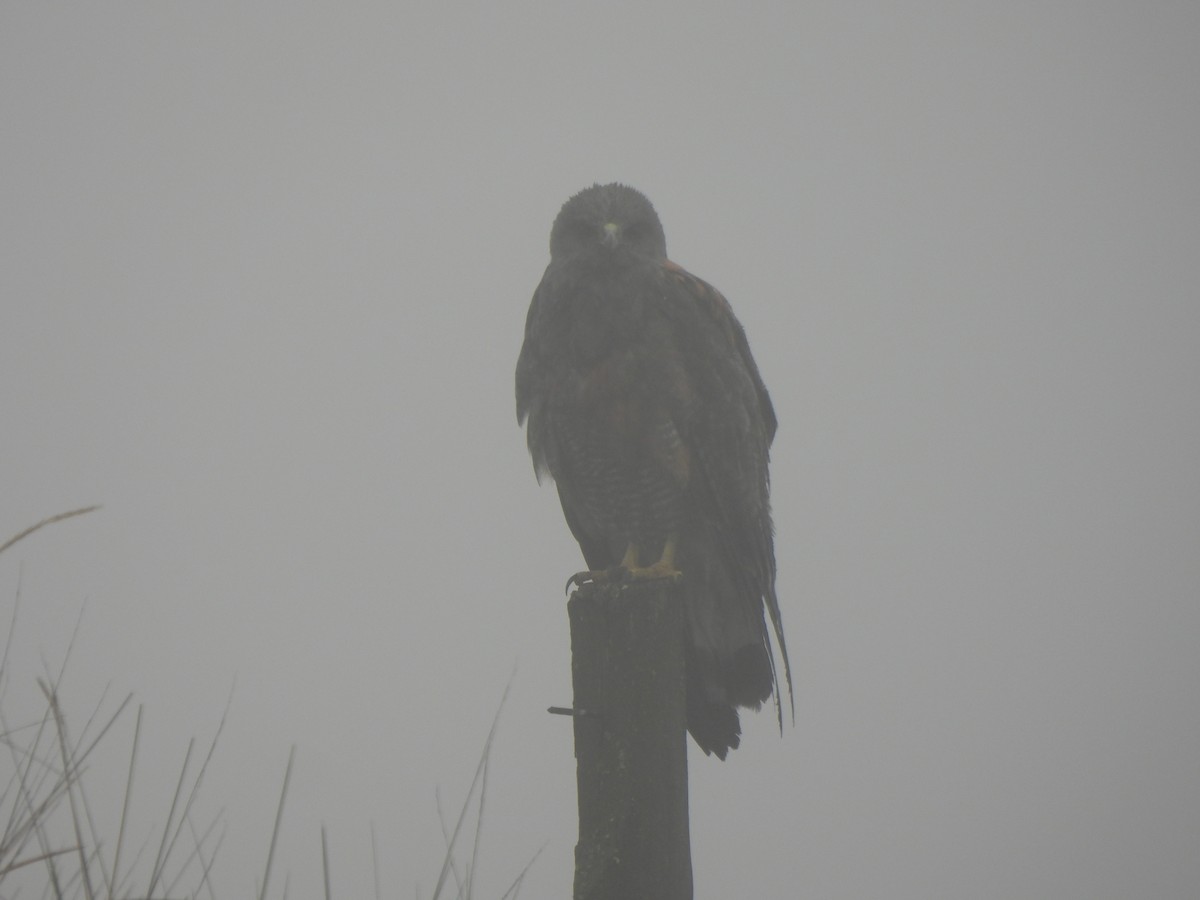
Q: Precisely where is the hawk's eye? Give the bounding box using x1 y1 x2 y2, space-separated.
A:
565 220 595 242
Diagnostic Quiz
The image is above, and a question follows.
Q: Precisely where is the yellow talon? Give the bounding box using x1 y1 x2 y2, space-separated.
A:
565 536 682 594
622 535 682 582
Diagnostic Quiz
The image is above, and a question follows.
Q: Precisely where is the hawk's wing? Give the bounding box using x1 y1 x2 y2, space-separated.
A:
658 260 793 720
515 271 616 570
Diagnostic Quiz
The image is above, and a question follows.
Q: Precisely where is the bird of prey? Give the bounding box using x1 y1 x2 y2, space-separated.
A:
516 183 791 758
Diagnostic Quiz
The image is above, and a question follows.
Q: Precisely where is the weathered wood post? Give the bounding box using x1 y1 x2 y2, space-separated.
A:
567 580 693 900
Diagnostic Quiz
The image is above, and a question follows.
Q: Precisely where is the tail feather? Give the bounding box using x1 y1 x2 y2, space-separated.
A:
685 659 742 760
681 537 781 755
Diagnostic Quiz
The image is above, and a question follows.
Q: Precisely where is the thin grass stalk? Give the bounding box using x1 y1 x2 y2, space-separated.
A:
0 713 33 861
164 809 223 898
40 683 96 900
60 694 136 899
146 696 230 893
190 819 226 900
370 822 381 900
0 507 101 558
0 752 69 877
108 703 142 899
40 601 87 696
67 679 114 763
112 831 153 899
465 749 492 900
0 703 70 875
431 677 511 900
434 788 465 897
0 573 23 697
76 759 113 897
145 737 194 897
498 842 545 900
321 824 331 900
6 668 73 886
258 744 295 900
0 844 79 876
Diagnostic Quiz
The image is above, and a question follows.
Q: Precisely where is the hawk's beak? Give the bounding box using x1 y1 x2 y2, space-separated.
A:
601 222 620 249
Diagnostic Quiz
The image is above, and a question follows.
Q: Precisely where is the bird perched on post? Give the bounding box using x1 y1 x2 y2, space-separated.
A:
516 183 791 759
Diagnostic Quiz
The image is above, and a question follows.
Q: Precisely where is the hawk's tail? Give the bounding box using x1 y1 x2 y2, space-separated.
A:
681 543 778 757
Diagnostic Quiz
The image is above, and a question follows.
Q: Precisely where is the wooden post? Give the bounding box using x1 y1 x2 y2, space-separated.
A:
568 581 693 900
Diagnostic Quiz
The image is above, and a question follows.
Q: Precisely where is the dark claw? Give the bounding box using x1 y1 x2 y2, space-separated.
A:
565 565 627 595
564 570 594 594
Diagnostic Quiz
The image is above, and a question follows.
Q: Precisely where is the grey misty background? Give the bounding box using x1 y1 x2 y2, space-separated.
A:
2 3 1197 898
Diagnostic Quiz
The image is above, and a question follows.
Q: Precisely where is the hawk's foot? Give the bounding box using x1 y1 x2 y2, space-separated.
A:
564 537 683 594
564 565 624 594
619 559 683 584
564 560 683 594
622 535 682 583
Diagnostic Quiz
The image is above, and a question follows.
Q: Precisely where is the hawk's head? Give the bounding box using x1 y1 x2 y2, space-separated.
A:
549 183 668 263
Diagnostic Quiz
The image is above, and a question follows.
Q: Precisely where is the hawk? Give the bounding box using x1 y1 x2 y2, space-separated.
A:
516 183 791 758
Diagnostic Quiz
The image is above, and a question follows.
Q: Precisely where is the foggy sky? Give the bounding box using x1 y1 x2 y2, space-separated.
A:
3 3 1198 898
